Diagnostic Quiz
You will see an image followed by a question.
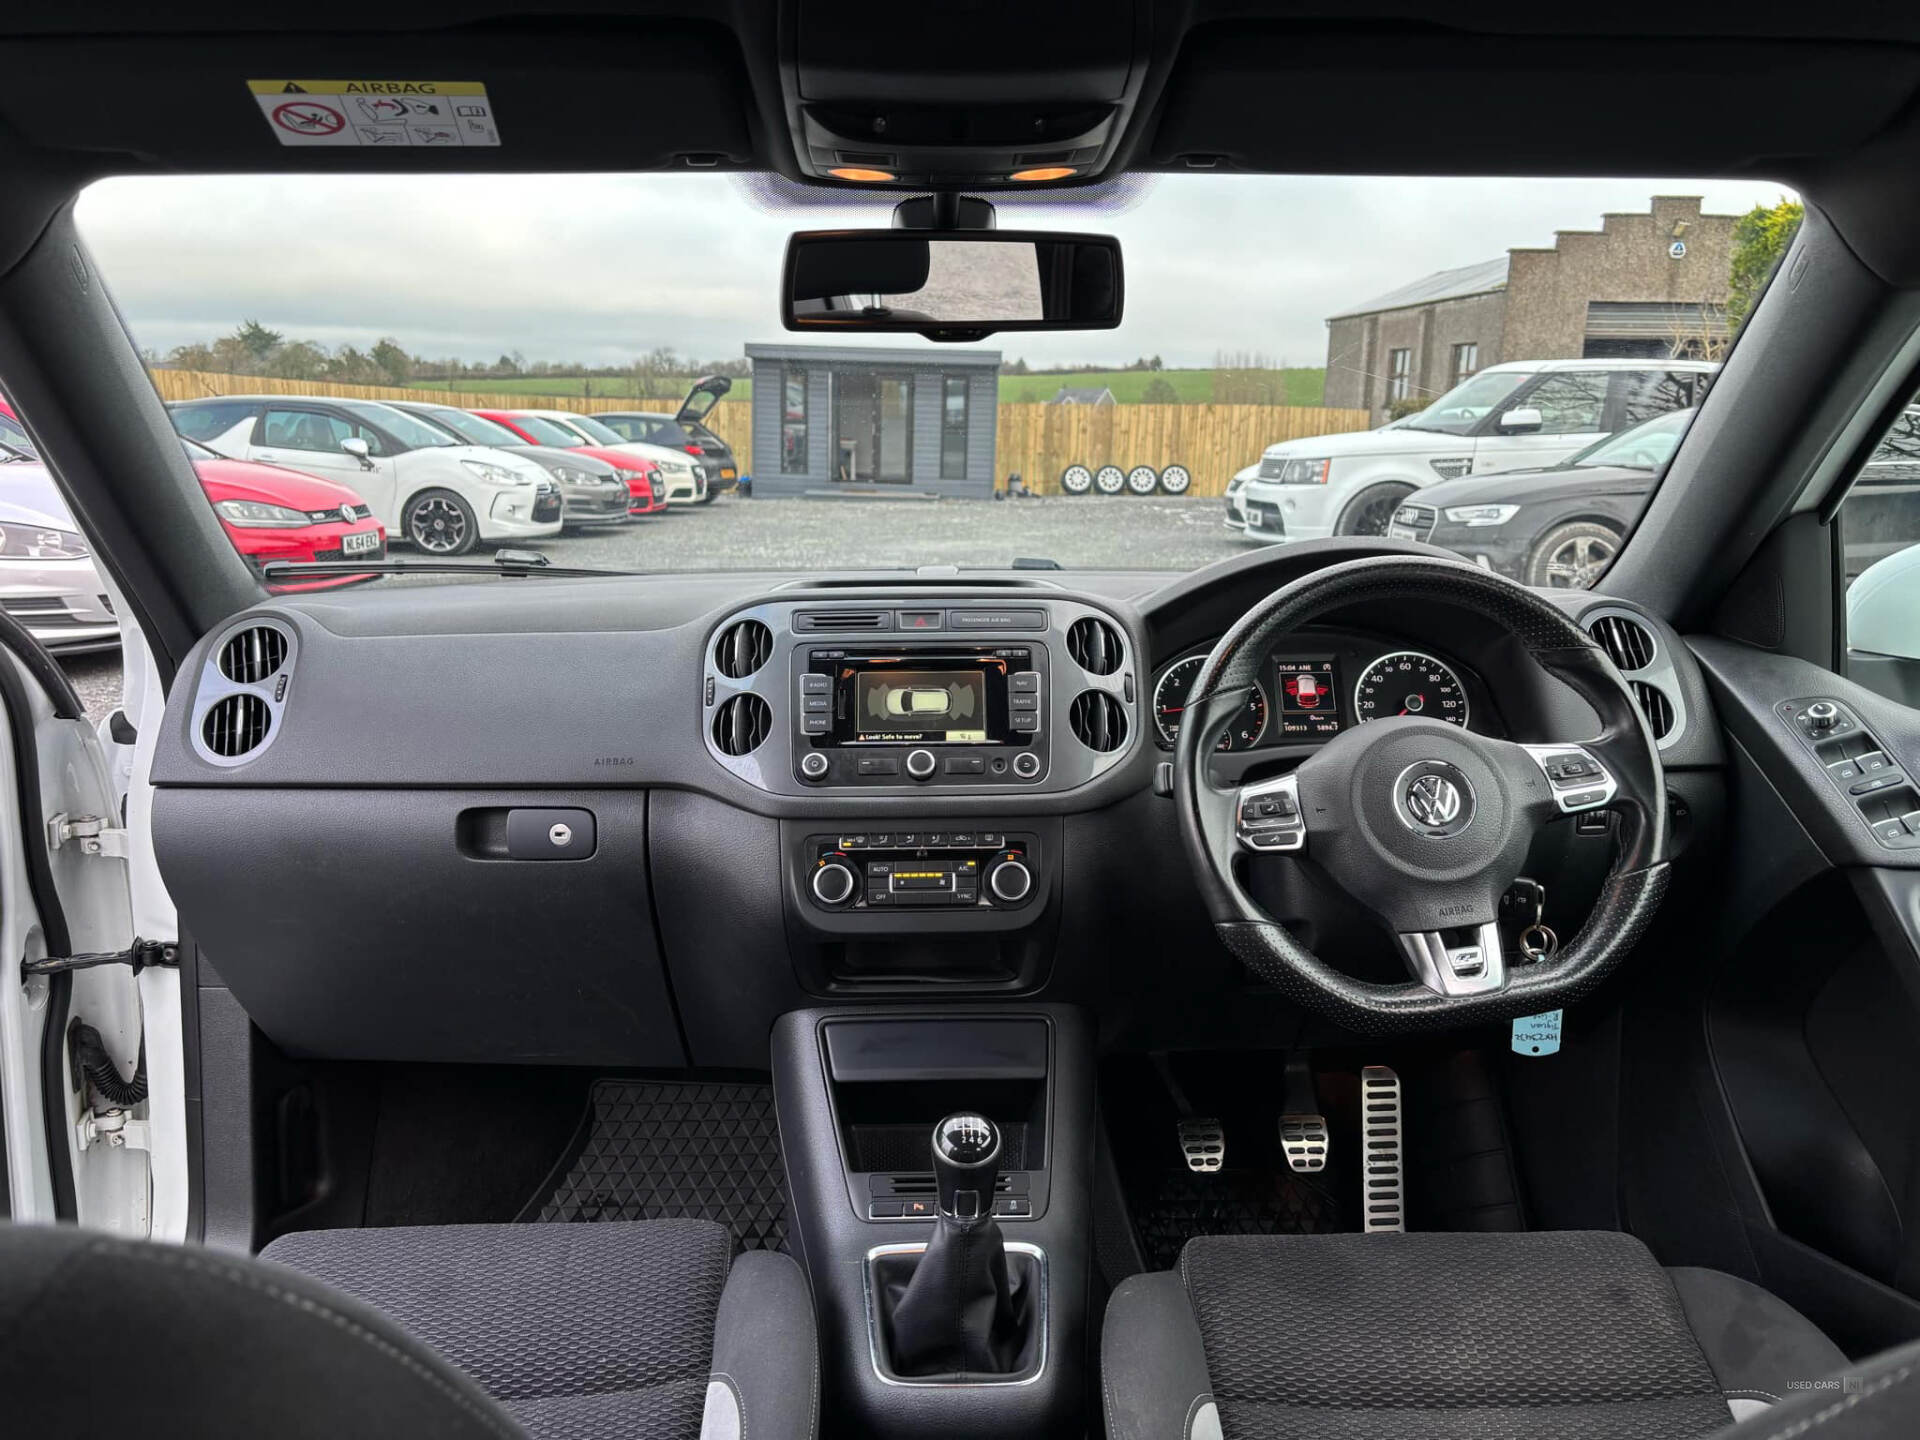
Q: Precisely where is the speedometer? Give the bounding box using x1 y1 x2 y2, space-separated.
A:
1353 651 1470 728
1153 654 1269 750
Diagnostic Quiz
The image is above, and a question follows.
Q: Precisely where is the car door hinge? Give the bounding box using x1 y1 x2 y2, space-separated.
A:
47 812 128 859
76 1107 150 1153
21 938 179 980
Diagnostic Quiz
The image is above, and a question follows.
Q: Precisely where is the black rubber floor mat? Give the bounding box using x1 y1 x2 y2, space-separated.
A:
525 1079 789 1252
1134 1168 1339 1272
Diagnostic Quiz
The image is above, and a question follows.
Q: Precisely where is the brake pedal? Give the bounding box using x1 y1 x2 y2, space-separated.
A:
1178 1118 1225 1173
1360 1065 1405 1233
1279 1113 1330 1172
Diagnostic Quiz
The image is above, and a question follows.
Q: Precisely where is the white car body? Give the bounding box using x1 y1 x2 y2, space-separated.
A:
518 409 708 505
1233 358 1717 543
178 397 562 551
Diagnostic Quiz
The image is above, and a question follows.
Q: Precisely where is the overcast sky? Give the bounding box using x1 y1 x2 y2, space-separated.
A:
75 173 1797 372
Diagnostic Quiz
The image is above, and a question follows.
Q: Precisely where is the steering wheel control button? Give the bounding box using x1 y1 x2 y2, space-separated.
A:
905 747 937 780
799 751 831 780
1522 744 1619 814
503 807 595 860
1392 760 1477 838
1012 751 1042 778
1237 773 1306 852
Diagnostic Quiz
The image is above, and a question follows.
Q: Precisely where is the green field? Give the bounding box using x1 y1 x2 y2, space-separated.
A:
999 368 1324 406
407 366 1327 407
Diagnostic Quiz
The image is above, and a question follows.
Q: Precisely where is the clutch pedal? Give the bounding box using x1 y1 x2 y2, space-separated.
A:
1279 1114 1330 1173
1360 1065 1405 1233
1178 1118 1225 1173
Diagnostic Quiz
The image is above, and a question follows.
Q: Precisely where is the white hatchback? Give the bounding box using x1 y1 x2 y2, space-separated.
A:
516 409 708 505
171 395 563 555
1234 359 1717 543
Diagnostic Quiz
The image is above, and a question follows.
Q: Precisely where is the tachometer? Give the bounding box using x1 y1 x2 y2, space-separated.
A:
1353 651 1470 727
1153 654 1269 750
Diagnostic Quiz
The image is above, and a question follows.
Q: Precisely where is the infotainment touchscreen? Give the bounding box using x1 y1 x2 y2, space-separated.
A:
806 647 1031 747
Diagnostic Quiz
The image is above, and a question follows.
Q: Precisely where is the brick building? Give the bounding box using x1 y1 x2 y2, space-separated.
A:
1324 197 1738 425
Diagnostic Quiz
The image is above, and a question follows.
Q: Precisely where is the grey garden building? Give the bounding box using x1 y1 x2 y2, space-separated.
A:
745 343 1001 498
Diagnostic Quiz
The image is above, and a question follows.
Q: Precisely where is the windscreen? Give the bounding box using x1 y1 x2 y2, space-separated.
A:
71 174 1798 585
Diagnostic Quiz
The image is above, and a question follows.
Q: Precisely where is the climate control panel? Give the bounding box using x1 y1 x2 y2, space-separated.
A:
803 830 1039 913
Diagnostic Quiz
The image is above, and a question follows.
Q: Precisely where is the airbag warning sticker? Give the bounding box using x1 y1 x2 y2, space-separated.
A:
248 80 500 148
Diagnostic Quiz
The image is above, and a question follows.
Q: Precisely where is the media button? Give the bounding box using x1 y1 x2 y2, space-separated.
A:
802 695 830 712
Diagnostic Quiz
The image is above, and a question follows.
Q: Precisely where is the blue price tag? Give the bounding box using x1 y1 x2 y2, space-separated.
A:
1511 1010 1562 1057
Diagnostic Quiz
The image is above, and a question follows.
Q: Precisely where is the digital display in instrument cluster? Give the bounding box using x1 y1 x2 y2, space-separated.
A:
1274 658 1341 737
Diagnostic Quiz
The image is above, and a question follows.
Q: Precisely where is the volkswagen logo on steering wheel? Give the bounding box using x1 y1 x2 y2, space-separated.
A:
1394 761 1476 837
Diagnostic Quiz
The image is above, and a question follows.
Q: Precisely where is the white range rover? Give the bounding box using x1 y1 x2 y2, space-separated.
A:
1229 358 1716 542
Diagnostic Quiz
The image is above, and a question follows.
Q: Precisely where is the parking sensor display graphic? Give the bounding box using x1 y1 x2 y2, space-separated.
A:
1276 658 1342 736
856 670 988 741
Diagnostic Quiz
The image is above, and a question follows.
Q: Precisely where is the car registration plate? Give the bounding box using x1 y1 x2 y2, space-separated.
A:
720 467 737 479
1387 525 1419 541
341 530 381 556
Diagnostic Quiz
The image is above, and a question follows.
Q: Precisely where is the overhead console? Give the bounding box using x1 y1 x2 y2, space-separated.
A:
706 598 1138 796
781 0 1150 187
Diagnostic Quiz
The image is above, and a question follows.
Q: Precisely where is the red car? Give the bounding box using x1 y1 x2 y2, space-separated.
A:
474 408 666 515
185 439 388 590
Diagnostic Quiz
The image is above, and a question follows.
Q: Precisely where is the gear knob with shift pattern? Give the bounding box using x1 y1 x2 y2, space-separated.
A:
933 1113 1000 1218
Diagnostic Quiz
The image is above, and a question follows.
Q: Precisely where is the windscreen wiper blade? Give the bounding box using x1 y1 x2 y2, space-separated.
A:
259 551 634 582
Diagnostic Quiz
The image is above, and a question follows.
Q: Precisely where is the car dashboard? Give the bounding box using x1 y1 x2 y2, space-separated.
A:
144 539 1725 1072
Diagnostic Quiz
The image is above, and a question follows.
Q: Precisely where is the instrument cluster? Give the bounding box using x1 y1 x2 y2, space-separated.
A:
1151 635 1485 752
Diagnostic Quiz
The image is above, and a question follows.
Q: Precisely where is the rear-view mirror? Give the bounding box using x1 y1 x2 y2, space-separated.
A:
1498 407 1544 432
783 230 1123 341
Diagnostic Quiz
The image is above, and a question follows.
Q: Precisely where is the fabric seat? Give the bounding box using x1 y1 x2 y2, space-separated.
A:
1102 1231 1881 1440
0 1218 815 1440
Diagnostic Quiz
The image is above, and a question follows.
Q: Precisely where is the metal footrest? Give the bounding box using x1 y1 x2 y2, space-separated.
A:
1360 1065 1405 1233
1278 1114 1330 1173
1178 1118 1225 1173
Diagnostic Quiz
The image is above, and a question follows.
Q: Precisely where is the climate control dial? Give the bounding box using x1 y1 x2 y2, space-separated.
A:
810 853 857 908
986 850 1034 905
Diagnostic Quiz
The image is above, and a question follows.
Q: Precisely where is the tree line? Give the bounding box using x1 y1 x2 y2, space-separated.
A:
148 325 748 392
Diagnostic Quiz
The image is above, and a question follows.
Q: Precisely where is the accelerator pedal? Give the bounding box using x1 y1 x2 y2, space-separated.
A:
1178 1118 1226 1174
1360 1065 1405 1233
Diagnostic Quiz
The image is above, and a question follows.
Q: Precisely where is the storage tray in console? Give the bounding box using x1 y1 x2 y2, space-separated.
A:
153 787 685 1066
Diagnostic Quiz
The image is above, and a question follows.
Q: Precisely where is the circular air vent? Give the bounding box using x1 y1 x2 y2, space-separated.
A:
201 694 272 759
1069 690 1128 753
1589 614 1656 672
713 693 773 756
715 618 773 679
218 624 289 684
1630 681 1675 741
1067 616 1123 675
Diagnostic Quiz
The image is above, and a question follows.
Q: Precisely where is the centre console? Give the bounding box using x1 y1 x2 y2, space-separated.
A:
704 598 1137 797
772 1004 1094 1437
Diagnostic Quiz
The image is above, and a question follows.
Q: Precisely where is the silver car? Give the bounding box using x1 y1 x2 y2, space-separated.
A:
0 445 116 652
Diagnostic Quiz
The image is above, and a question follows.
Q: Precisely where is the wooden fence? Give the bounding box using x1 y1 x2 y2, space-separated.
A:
145 369 1365 496
996 403 1367 497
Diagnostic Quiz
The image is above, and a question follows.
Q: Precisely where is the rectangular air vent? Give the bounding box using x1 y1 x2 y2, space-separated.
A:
794 610 891 632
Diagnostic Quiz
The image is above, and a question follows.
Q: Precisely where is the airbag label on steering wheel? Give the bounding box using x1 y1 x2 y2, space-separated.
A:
1512 1010 1562 1057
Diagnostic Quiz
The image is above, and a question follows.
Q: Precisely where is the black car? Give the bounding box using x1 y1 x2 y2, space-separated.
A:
593 375 738 498
1399 406 1920 587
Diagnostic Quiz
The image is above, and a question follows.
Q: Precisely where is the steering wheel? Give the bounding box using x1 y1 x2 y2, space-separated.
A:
1174 555 1668 1033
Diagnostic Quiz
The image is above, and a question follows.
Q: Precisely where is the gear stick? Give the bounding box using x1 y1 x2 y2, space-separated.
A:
884 1113 1033 1377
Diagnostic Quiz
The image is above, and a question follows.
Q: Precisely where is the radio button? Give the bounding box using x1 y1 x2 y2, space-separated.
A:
800 673 831 694
1011 673 1041 693
905 748 938 780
